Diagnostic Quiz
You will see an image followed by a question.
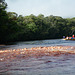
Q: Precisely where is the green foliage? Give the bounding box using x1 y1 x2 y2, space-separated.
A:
0 0 7 10
0 0 75 44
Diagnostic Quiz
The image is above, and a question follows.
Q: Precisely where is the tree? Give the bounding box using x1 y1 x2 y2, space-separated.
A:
0 0 7 10
71 26 75 35
0 0 8 43
7 12 18 21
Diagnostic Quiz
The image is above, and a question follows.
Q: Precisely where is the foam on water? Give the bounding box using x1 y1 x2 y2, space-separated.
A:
0 39 75 75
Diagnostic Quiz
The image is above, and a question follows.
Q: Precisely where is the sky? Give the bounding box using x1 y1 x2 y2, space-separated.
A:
5 0 75 18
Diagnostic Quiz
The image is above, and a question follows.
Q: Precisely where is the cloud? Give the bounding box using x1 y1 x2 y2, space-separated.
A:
5 0 75 18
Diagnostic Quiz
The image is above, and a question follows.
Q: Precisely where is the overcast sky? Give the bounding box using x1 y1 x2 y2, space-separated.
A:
5 0 75 18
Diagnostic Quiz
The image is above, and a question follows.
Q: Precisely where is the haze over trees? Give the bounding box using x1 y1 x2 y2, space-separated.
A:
0 0 75 44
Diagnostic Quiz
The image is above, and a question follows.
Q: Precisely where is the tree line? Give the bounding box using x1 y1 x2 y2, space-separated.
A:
0 0 75 44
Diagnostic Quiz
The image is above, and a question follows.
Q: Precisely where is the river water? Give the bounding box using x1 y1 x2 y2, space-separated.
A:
0 39 75 50
0 39 75 75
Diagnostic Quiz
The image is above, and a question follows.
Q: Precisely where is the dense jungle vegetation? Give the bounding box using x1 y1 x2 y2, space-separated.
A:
0 0 75 44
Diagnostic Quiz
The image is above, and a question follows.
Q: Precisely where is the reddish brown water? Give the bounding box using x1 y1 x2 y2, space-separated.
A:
0 46 75 75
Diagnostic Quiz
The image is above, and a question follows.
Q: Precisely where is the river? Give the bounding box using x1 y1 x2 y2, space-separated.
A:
0 39 75 50
0 39 75 75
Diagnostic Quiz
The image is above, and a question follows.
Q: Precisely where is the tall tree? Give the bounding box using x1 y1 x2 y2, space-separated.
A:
0 0 8 43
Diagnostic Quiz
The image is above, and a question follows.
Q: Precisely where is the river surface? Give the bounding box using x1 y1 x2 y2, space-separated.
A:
0 39 75 75
0 39 75 50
